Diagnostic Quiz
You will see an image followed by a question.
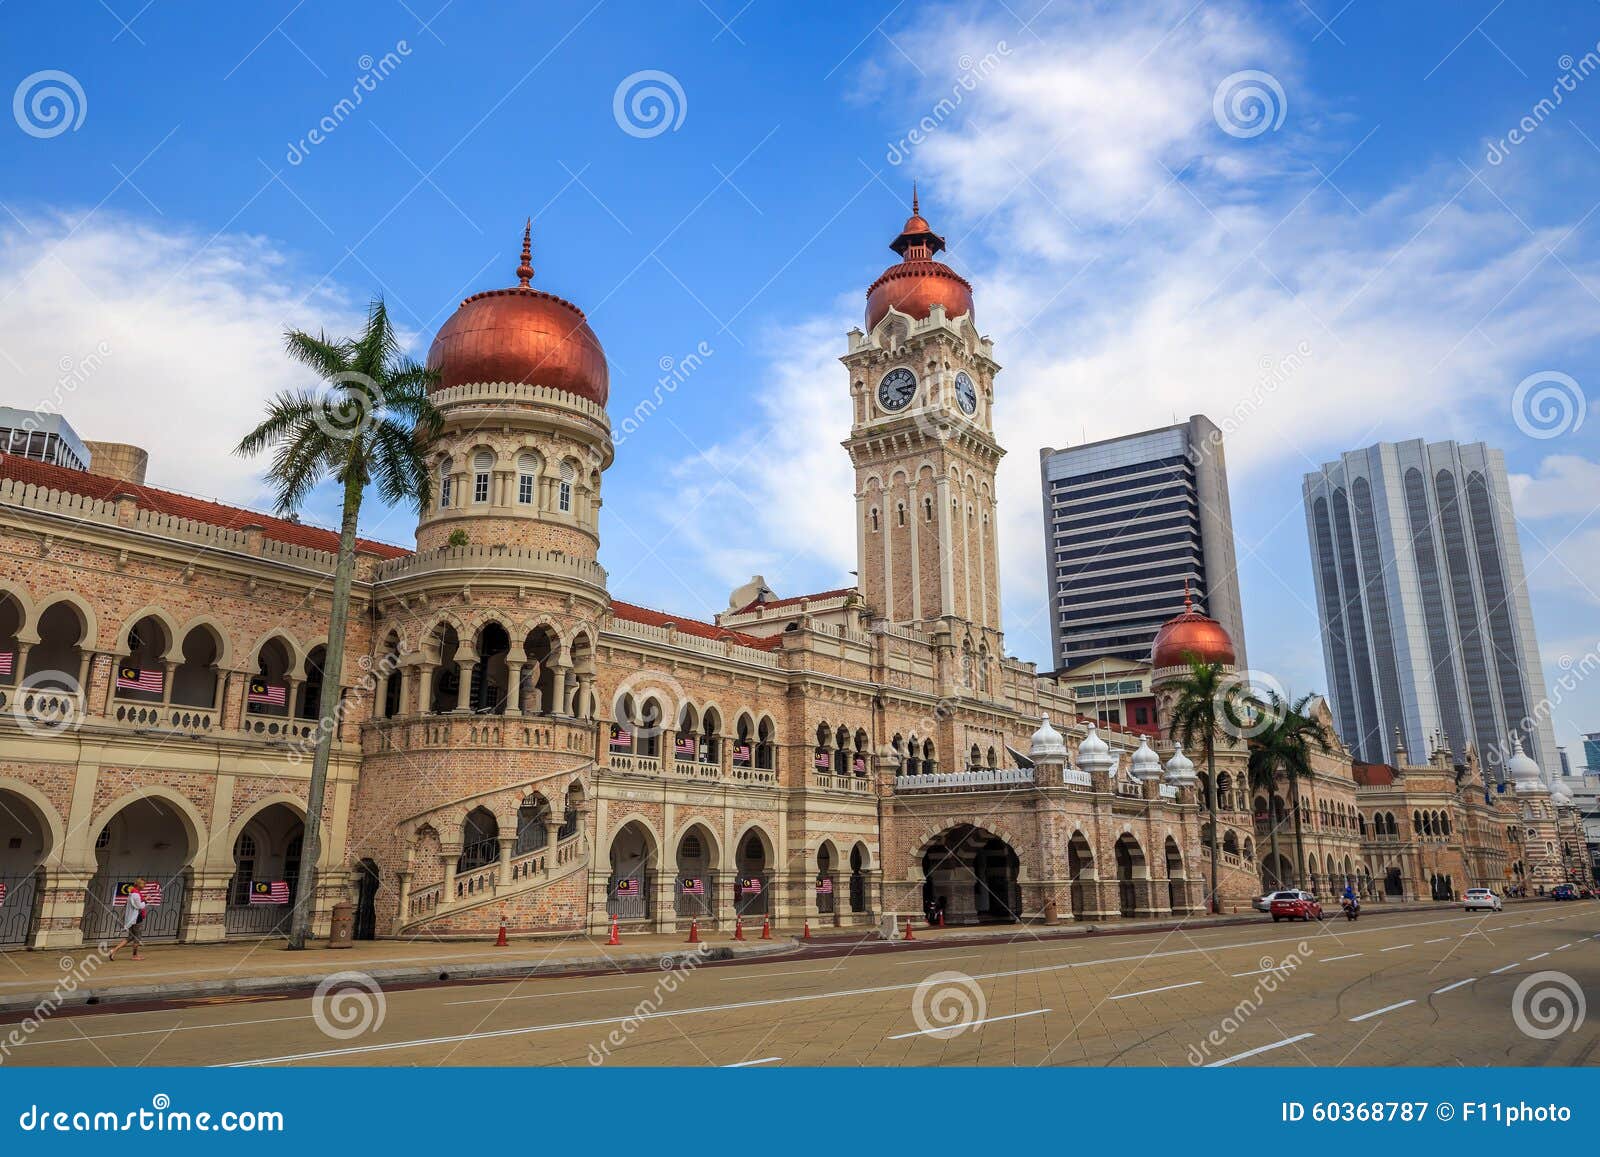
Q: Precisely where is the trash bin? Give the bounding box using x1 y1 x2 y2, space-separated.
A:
328 901 355 948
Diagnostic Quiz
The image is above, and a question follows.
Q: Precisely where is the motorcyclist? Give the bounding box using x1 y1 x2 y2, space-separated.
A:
1341 883 1359 915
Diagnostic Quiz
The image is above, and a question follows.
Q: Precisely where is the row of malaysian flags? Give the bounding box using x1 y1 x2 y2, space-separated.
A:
112 881 163 906
249 880 291 905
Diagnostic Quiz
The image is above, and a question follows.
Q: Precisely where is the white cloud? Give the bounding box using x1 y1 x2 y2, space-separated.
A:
1509 454 1600 520
667 0 1600 674
0 212 382 531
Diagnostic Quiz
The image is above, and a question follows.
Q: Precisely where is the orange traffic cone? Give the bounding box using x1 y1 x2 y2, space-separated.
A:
607 914 620 946
760 918 772 940
734 917 745 941
938 910 946 928
903 915 916 941
495 918 508 947
802 920 812 941
687 920 700 944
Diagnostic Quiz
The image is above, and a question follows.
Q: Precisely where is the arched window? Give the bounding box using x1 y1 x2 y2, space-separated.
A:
870 508 880 532
558 461 574 513
438 457 453 509
924 495 934 522
896 502 906 527
472 450 493 504
517 451 539 505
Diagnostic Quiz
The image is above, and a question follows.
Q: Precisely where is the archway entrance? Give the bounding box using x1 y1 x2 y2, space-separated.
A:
225 802 305 937
921 825 1020 925
82 797 195 943
1384 867 1404 897
735 829 772 917
1114 833 1146 918
0 788 50 948
1067 832 1094 919
1262 852 1293 892
848 843 869 914
607 822 655 921
1164 836 1186 913
353 858 380 940
674 826 716 919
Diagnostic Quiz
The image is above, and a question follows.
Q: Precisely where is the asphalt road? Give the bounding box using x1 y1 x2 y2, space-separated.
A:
5 905 1597 1067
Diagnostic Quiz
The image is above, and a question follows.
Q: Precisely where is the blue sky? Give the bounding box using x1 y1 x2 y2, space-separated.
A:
3 0 1600 759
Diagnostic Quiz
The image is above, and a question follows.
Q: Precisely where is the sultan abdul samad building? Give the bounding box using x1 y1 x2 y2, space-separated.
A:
0 200 1589 949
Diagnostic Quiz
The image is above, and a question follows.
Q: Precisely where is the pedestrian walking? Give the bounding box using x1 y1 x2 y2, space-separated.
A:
107 879 150 961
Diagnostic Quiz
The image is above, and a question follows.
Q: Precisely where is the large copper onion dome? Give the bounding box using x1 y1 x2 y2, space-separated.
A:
865 188 974 332
1151 586 1236 668
426 220 609 406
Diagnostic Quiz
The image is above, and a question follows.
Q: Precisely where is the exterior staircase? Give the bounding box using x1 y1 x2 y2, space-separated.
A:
401 832 588 930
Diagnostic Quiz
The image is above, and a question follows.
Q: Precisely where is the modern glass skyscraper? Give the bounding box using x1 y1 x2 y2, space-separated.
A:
1039 415 1246 672
1302 439 1556 783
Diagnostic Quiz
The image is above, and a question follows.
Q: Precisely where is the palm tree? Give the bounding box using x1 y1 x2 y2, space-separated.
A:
236 298 443 949
1245 742 1285 890
1166 656 1228 913
1250 691 1333 890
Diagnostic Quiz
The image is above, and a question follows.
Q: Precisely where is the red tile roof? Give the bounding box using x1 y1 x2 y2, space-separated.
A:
732 586 857 615
610 600 781 650
1352 762 1396 786
0 454 411 559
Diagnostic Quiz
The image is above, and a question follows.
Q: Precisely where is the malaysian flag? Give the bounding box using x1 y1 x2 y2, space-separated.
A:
732 743 752 765
680 877 704 896
614 877 640 897
740 877 762 894
609 725 632 749
249 880 290 905
674 736 697 757
816 877 834 894
0 651 12 677
116 664 163 694
247 678 287 707
814 750 832 770
113 881 162 907
0 881 7 906
852 755 867 774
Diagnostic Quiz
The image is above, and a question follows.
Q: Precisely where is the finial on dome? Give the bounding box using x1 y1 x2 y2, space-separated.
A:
516 218 534 287
912 183 919 216
1183 578 1192 612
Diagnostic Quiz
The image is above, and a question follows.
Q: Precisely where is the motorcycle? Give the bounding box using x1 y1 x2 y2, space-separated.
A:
1341 897 1360 922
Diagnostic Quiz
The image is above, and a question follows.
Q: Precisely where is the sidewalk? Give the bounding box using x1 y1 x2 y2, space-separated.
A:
0 931 795 1016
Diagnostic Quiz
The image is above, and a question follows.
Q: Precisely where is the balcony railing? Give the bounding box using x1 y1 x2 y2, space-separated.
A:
895 767 1035 792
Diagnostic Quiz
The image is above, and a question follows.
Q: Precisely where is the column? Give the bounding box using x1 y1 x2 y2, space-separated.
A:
497 834 517 887
935 474 954 616
544 819 562 878
439 848 460 908
102 650 127 715
287 676 305 721
575 673 594 720
505 661 524 716
160 659 177 706
417 663 436 714
455 658 476 712
551 661 572 715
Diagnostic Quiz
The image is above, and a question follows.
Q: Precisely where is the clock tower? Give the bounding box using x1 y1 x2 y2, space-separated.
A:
842 193 1005 653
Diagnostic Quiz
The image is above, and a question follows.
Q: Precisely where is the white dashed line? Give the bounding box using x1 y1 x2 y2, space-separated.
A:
888 1008 1050 1040
1110 981 1202 1001
1528 952 1549 961
1204 1033 1316 1067
1490 963 1519 974
1320 953 1364 963
723 1056 781 1067
1425 938 1450 944
1381 944 1413 952
1350 999 1416 1023
1432 978 1475 994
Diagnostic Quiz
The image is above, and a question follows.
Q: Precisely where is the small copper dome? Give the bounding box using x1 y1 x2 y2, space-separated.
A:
865 189 974 332
1151 588 1236 669
426 221 609 406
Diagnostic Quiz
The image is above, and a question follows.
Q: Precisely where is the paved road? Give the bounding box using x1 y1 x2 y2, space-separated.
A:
6 906 1597 1067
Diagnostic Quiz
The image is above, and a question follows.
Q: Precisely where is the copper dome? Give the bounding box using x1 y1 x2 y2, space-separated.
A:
1151 590 1236 669
865 189 974 332
426 221 609 406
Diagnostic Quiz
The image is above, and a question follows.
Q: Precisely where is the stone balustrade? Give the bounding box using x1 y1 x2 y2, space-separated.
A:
895 767 1035 792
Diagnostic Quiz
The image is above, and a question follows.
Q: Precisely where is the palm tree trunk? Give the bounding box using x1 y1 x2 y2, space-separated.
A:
1206 738 1219 913
1288 771 1307 890
1267 786 1283 889
287 470 363 950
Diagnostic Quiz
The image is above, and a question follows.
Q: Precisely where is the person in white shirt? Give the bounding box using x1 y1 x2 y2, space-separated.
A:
107 879 150 961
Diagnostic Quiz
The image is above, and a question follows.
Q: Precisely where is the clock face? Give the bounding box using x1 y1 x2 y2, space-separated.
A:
955 371 978 415
877 367 917 411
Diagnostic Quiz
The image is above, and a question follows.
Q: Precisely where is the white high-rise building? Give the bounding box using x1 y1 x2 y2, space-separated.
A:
1302 439 1556 783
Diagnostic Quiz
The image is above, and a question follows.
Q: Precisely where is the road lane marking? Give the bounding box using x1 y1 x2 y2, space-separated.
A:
1349 999 1416 1022
1380 944 1412 952
723 1057 781 1067
446 984 645 1005
1110 981 1201 1001
8 1013 314 1047
1320 953 1363 962
715 968 838 982
888 1009 1050 1040
1231 966 1288 977
1204 1033 1316 1067
1433 978 1475 994
1425 938 1450 944
889 953 983 965
1554 943 1572 951
1490 963 1519 974
1527 952 1549 961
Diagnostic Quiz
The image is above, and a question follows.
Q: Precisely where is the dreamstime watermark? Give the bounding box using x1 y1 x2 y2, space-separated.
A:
614 341 714 446
13 70 86 138
610 669 689 743
1187 941 1313 1065
885 42 1011 166
285 42 413 165
9 669 86 736
8 341 114 448
1510 370 1586 440
1488 638 1600 771
1212 70 1287 139
1486 47 1600 165
1214 668 1288 741
587 945 711 1064
1511 970 1585 1040
910 970 987 1038
0 945 111 1064
310 970 387 1040
1190 340 1313 467
311 370 385 442
612 70 687 139
286 648 402 765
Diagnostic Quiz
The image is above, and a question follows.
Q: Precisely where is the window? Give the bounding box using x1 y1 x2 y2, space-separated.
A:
924 495 933 522
896 503 906 527
517 452 539 505
439 458 453 508
558 461 574 513
472 451 493 504
870 508 880 532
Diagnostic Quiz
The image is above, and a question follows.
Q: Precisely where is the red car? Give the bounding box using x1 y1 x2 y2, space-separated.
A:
1269 890 1324 922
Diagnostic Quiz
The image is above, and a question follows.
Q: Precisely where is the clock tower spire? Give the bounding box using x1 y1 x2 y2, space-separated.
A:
842 193 1004 645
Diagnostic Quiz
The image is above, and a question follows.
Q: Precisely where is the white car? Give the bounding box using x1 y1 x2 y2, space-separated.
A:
1255 890 1301 913
1463 887 1502 912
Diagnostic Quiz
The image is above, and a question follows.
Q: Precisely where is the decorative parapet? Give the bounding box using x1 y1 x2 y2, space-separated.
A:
430 381 612 429
895 767 1035 792
604 616 782 669
373 543 607 588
